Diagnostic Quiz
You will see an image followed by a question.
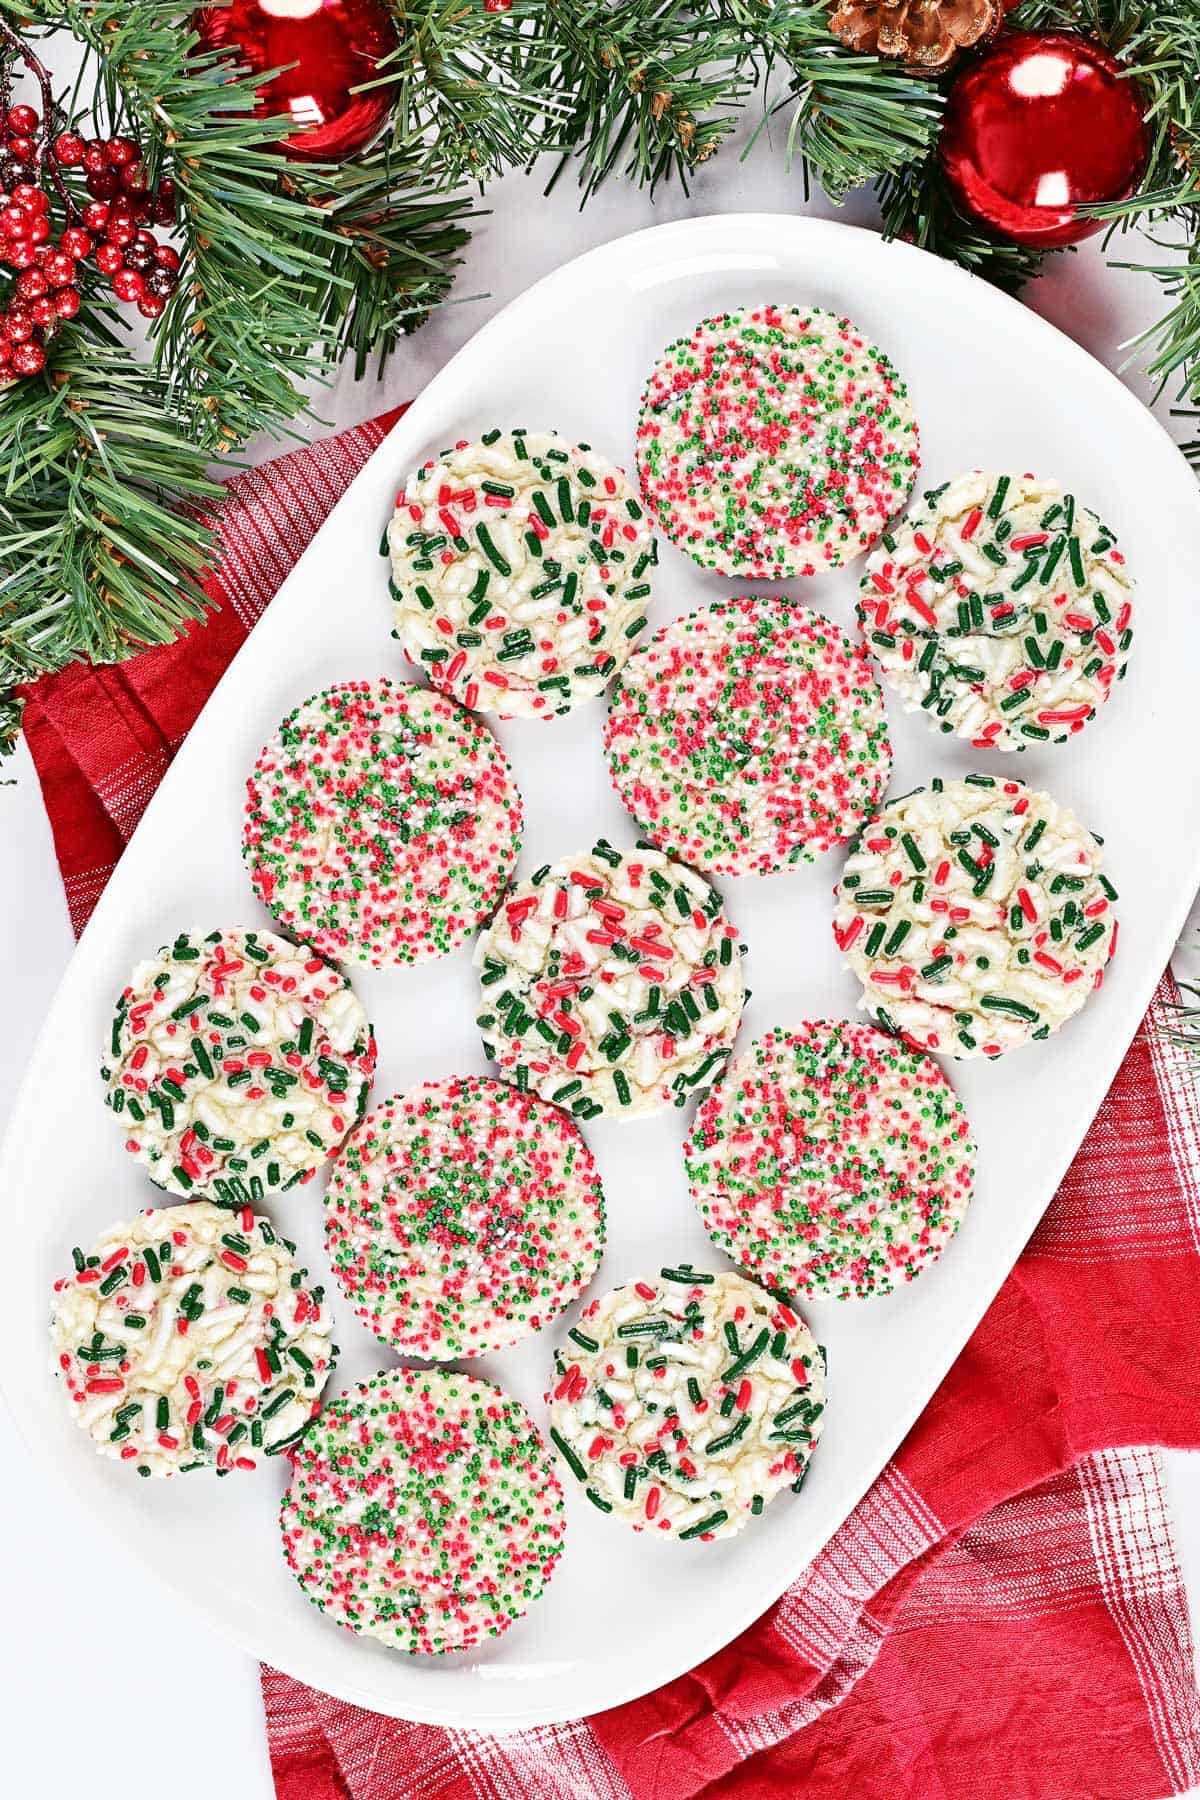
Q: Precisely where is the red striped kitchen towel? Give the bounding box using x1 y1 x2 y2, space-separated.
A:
18 413 1200 1800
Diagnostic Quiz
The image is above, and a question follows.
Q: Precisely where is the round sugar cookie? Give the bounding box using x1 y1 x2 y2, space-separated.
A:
636 302 919 579
686 1022 976 1301
386 429 657 718
51 1202 334 1477
280 1368 566 1655
474 839 746 1119
242 678 523 968
547 1268 825 1540
324 1075 605 1358
832 775 1119 1059
100 927 375 1201
857 470 1135 751
604 597 892 876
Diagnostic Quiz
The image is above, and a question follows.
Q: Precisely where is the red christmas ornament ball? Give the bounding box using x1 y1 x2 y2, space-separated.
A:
193 0 397 162
939 31 1149 248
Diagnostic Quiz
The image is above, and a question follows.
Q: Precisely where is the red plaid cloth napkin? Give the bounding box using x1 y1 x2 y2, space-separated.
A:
18 415 1200 1800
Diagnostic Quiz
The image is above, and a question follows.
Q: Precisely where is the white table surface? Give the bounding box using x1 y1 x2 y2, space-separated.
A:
3 128 1200 1798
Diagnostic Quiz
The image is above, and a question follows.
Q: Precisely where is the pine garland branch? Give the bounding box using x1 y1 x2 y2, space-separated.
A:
0 343 220 701
533 0 756 198
746 2 944 201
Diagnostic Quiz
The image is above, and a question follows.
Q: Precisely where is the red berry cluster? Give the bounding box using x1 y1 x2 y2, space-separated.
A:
0 102 181 379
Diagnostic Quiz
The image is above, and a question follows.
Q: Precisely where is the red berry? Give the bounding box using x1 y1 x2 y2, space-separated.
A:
131 197 152 225
14 268 47 300
105 135 138 169
82 202 110 234
137 291 165 320
144 264 177 300
7 138 35 165
11 340 46 376
27 215 49 245
0 341 12 368
41 251 75 288
153 180 177 226
86 170 117 202
106 215 136 248
1 203 30 238
81 140 109 176
121 160 149 194
13 183 47 214
53 131 86 167
6 105 39 138
112 267 144 302
60 227 93 260
4 240 36 270
29 294 54 327
5 307 33 342
153 243 181 272
94 242 124 275
53 285 81 319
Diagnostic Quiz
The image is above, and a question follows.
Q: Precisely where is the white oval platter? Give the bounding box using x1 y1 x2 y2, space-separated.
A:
3 214 1200 1732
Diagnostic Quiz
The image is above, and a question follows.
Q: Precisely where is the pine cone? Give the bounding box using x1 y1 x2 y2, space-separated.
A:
829 0 1005 71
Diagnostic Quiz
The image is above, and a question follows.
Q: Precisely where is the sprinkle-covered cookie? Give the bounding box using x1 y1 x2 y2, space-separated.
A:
547 1268 825 1540
280 1368 566 1655
833 775 1119 1059
636 303 919 579
686 1022 975 1301
474 839 746 1119
324 1076 605 1358
101 927 375 1201
604 597 892 876
242 678 523 968
858 471 1135 750
51 1202 334 1477
385 429 657 718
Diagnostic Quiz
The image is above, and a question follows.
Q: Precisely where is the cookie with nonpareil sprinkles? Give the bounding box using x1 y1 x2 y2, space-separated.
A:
604 598 892 876
636 303 919 579
474 839 746 1119
242 679 522 967
101 928 375 1202
325 1076 605 1358
686 1022 975 1301
386 429 657 718
858 471 1135 751
547 1268 825 1540
51 1203 334 1477
833 775 1119 1059
280 1368 566 1655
